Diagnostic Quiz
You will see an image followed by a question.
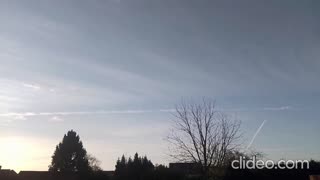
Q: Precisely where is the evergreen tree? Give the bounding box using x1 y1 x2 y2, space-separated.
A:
49 130 91 173
114 153 155 180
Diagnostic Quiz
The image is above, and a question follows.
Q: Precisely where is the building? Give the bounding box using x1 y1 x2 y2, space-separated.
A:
0 166 113 180
0 166 19 180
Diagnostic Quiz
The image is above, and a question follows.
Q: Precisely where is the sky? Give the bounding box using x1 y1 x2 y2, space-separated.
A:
0 0 320 172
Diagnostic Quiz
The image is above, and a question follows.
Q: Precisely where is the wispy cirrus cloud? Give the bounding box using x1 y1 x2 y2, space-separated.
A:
22 83 41 90
0 109 174 119
263 106 292 111
0 106 293 120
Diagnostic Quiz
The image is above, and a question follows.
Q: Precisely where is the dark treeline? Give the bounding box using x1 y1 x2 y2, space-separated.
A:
46 130 185 180
2 160 320 180
114 153 184 180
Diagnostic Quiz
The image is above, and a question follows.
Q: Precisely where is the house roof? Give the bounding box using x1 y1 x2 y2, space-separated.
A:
0 169 18 175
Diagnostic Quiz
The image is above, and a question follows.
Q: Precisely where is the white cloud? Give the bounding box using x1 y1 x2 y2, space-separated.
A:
49 88 56 92
12 114 27 121
49 116 64 122
22 83 41 90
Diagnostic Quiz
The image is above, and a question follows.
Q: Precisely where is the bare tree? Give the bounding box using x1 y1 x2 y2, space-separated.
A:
167 98 242 179
87 154 102 172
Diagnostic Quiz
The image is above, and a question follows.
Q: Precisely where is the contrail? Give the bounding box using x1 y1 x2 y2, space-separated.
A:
247 120 267 149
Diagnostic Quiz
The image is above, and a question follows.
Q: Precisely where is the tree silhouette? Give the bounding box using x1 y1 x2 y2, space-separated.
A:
87 154 102 172
49 130 91 173
114 153 184 180
115 153 154 180
167 98 242 179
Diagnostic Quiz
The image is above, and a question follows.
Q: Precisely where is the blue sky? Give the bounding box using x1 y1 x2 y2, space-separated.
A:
0 0 319 171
